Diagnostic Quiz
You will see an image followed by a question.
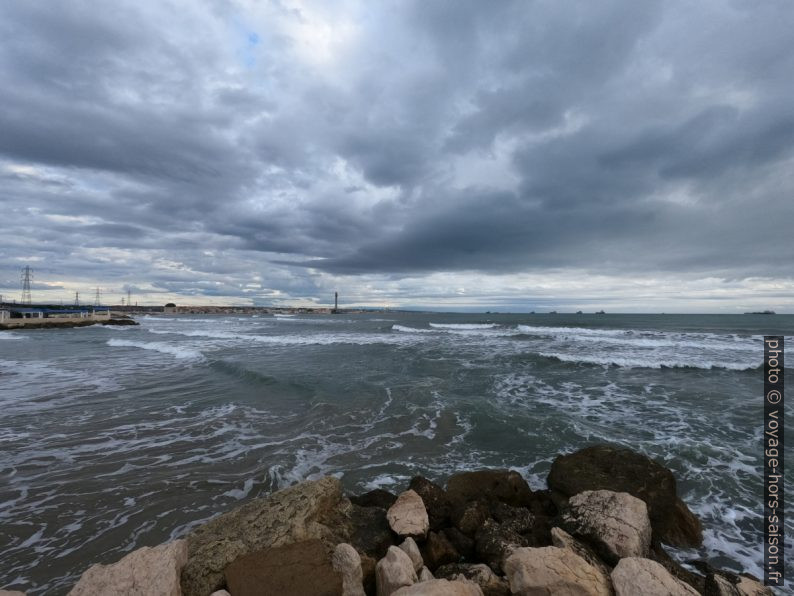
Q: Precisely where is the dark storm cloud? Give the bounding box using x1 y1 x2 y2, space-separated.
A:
0 0 793 305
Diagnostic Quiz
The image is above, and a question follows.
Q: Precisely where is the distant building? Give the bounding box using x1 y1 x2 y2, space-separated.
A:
164 303 178 314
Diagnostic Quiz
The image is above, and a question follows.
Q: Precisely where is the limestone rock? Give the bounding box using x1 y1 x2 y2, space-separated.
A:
548 445 702 547
735 575 774 596
421 531 459 571
435 563 510 596
333 543 367 596
376 546 419 596
387 490 429 539
702 570 773 596
550 527 612 584
0 591 27 596
399 537 424 573
182 476 348 596
210 591 231 596
224 539 342 596
68 539 187 596
409 477 452 531
612 557 699 596
351 489 398 510
505 546 610 596
419 567 435 582
446 470 533 508
561 490 651 564
392 579 484 595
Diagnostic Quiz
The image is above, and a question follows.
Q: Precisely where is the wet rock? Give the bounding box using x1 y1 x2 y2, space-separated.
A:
387 490 429 540
399 537 424 573
410 477 452 531
561 490 652 564
392 579 484 595
352 490 399 510
182 476 348 596
452 501 490 537
361 555 377 596
376 546 418 596
446 470 533 508
612 557 699 595
489 502 533 535
474 519 527 574
441 528 474 560
548 444 702 547
350 504 395 559
421 531 460 571
68 539 187 596
333 543 367 596
504 546 611 596
550 527 612 583
224 539 342 596
434 563 510 596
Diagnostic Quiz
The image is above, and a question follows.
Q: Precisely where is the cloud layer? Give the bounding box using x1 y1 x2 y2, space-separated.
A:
1 0 792 310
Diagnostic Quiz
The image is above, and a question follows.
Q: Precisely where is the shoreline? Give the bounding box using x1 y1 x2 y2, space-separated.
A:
5 444 773 596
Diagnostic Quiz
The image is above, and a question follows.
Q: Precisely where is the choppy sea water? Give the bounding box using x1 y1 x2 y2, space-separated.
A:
0 312 792 594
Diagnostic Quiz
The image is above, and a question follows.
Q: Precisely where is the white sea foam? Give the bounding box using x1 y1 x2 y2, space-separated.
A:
429 323 498 329
392 324 434 333
0 332 27 340
106 339 204 360
539 351 759 370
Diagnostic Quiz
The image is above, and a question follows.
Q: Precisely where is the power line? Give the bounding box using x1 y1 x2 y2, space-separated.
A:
20 266 33 305
94 287 101 307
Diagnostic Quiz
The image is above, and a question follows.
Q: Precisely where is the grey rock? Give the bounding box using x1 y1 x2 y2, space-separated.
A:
376 546 418 596
392 579 484 595
387 490 429 540
561 490 652 564
504 546 611 596
399 537 424 573
333 543 367 596
419 567 435 582
612 557 699 596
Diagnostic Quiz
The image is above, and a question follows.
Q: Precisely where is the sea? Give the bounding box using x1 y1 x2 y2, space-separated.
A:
0 312 792 594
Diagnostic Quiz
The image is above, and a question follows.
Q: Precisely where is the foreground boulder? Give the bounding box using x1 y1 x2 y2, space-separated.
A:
548 445 702 547
504 546 611 596
387 490 430 539
224 539 342 596
410 477 452 531
376 546 419 595
434 563 510 596
332 543 366 596
392 579 484 595
611 557 699 595
550 527 611 582
69 540 186 596
181 477 349 596
560 490 652 564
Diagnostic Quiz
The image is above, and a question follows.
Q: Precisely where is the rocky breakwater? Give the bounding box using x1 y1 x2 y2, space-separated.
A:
23 444 773 596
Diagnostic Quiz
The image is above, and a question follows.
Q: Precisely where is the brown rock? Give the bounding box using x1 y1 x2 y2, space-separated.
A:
474 519 527 574
0 591 28 596
446 470 533 508
452 501 490 537
504 546 611 596
376 546 418 596
68 539 186 596
421 531 460 571
361 555 377 596
392 579 484 595
441 528 474 560
224 539 342 596
181 476 349 596
611 557 699 595
350 504 395 559
548 445 702 547
560 490 652 564
351 489 399 510
387 490 430 539
410 477 452 531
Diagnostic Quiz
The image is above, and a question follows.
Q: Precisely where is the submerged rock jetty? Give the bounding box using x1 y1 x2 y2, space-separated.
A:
12 444 771 595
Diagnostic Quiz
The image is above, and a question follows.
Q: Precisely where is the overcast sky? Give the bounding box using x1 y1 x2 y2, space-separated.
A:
1 1 792 312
